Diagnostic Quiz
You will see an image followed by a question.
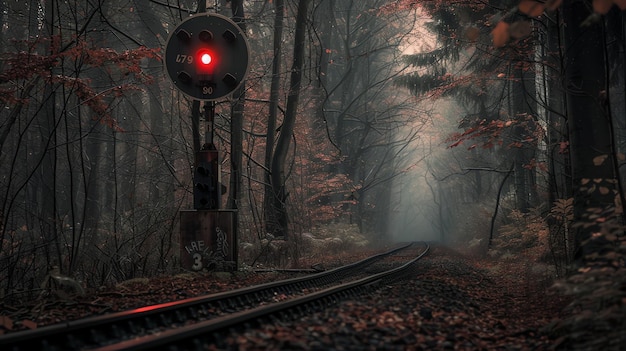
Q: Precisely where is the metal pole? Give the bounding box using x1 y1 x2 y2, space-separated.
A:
203 101 216 149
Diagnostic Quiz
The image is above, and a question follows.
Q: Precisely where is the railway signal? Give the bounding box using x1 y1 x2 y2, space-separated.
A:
165 13 250 101
193 149 220 210
168 13 246 272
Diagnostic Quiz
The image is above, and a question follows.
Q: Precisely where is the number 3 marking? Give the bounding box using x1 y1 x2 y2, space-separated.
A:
192 253 203 270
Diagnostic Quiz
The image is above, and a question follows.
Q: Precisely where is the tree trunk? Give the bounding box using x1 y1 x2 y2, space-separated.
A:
268 0 311 238
546 10 571 203
510 62 537 212
227 0 246 210
543 10 573 271
264 0 284 232
40 0 60 271
562 1 622 265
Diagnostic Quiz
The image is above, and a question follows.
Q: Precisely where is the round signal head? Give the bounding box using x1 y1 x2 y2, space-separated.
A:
164 13 250 101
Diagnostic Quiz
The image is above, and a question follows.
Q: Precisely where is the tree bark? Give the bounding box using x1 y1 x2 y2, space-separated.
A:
227 0 246 210
268 0 312 238
264 0 284 231
562 1 622 265
510 63 537 212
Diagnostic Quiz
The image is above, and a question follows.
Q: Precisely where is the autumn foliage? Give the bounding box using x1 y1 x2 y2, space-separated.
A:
446 113 543 151
0 36 160 130
491 0 626 47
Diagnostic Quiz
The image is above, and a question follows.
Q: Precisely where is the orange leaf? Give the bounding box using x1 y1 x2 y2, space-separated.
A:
492 21 510 48
465 26 480 42
614 0 626 9
593 0 613 13
519 0 545 17
593 154 608 166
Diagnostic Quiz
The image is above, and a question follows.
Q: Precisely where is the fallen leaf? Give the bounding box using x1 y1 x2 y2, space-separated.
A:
20 320 37 330
0 316 13 330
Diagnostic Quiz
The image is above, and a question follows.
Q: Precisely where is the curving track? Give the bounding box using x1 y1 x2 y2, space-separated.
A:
0 242 429 351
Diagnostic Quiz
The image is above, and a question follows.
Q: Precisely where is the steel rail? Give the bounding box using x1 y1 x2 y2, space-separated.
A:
0 242 414 351
94 242 430 351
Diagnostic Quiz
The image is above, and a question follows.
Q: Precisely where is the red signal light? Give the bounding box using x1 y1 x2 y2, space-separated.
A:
196 49 215 75
200 52 212 65
197 50 214 66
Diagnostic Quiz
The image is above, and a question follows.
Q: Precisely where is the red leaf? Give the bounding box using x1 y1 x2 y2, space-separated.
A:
510 21 532 39
21 319 37 330
492 21 510 47
519 0 545 17
465 26 480 42
0 316 13 331
449 140 464 148
593 0 614 13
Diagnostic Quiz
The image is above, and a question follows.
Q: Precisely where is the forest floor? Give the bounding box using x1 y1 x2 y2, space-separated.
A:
0 244 606 350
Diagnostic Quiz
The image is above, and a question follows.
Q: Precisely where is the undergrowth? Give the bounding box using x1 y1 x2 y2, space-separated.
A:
490 202 626 350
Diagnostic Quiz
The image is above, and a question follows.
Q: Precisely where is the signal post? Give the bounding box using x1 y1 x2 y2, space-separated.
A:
165 13 250 272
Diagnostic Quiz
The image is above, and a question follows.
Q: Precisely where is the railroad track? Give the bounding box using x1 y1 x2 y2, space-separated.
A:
0 242 429 351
